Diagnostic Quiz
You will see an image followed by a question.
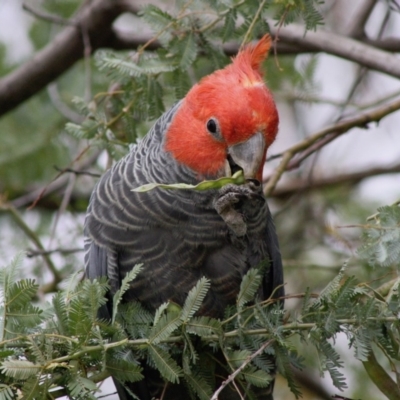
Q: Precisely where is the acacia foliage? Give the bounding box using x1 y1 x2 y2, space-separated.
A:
0 203 399 399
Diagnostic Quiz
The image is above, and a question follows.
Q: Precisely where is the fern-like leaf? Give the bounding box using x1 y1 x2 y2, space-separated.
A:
149 311 182 345
148 344 182 383
112 264 143 324
181 277 210 322
67 375 97 399
106 354 143 383
0 384 14 400
237 268 263 310
358 204 400 267
185 316 222 337
241 366 272 388
184 368 213 400
0 360 41 380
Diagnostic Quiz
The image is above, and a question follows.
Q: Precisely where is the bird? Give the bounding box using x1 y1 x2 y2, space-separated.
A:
84 34 284 400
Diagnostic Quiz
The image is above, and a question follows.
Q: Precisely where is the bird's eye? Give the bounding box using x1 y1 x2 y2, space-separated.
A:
206 118 222 141
207 119 217 134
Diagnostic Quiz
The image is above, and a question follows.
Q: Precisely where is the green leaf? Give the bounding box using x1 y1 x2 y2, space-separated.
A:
7 304 43 329
106 354 143 383
186 316 222 337
148 344 182 383
181 277 210 322
228 349 252 368
153 302 170 327
0 384 14 400
141 4 174 32
149 311 182 345
63 270 84 300
311 265 346 310
0 253 24 297
170 68 192 99
112 264 143 324
52 292 69 336
20 376 41 400
352 327 371 362
97 52 175 79
0 360 41 380
147 78 165 120
222 8 237 42
237 267 263 310
132 170 245 192
67 375 97 399
275 344 302 398
6 279 38 310
358 205 400 267
184 369 213 400
178 32 198 70
80 278 109 323
318 339 347 391
242 366 272 388
68 297 91 337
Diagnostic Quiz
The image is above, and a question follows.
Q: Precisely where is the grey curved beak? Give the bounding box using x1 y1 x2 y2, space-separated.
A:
227 132 265 179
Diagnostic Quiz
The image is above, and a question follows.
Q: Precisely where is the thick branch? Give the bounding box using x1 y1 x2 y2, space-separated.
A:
2 3 400 117
0 0 134 116
269 23 400 79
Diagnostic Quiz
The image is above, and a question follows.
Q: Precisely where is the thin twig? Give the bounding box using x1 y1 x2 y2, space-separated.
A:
12 150 102 209
210 339 275 400
272 4 290 71
23 2 76 26
268 161 400 198
29 145 91 209
54 166 101 177
264 96 400 196
49 174 76 248
366 199 400 221
27 247 84 257
240 0 267 49
0 205 62 285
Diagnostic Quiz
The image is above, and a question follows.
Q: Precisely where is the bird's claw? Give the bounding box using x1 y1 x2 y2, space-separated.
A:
214 181 264 237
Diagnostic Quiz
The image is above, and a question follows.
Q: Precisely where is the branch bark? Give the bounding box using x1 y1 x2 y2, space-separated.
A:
345 0 377 38
269 23 400 80
1 2 400 117
0 0 137 116
270 162 400 198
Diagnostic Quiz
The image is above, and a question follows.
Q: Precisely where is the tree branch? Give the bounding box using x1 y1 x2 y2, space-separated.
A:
264 96 400 196
11 149 101 209
0 0 134 116
2 2 400 117
346 0 377 38
270 162 400 198
269 23 400 79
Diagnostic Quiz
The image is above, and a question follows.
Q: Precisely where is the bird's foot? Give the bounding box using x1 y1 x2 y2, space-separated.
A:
214 181 264 237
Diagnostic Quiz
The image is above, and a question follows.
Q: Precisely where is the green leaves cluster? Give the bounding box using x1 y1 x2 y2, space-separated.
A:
2 228 400 400
358 203 400 267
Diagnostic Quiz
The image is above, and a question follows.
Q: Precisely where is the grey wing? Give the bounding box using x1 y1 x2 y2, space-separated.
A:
84 205 120 320
263 205 284 303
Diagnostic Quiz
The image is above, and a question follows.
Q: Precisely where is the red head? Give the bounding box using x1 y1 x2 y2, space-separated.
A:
165 34 279 182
